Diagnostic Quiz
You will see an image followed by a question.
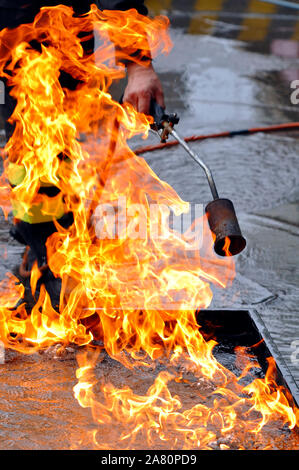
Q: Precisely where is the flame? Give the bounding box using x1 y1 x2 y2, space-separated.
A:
73 348 298 450
223 236 232 257
0 4 298 449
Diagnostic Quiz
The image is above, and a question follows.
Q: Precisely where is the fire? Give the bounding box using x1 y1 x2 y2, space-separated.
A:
0 4 298 450
223 236 232 257
73 348 298 449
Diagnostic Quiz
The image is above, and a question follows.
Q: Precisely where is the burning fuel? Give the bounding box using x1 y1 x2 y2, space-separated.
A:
0 5 298 450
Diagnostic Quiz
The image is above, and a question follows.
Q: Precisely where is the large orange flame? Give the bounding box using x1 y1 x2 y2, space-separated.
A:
0 4 298 449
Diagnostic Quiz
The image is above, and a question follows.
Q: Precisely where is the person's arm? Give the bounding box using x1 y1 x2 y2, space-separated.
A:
97 0 165 114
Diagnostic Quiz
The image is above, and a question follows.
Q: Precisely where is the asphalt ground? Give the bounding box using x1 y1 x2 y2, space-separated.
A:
0 0 298 449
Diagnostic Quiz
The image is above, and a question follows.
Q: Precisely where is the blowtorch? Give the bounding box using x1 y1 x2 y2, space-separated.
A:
149 100 246 257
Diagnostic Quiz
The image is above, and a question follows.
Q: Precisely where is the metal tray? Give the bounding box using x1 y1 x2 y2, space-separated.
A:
196 309 299 408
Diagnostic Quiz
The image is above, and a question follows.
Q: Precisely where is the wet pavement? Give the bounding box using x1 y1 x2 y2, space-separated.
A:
0 0 298 449
140 0 299 385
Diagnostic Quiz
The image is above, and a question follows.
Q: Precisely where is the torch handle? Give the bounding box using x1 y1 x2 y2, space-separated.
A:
150 100 219 200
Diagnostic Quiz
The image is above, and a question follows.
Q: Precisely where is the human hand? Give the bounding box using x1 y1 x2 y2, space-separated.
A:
123 62 165 115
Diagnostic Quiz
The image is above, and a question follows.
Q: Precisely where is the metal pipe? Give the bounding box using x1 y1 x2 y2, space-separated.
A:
161 124 246 256
258 0 299 10
148 103 246 256
165 124 219 200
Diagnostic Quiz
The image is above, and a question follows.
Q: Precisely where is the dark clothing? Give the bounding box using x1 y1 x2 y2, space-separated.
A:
0 1 149 307
0 1 148 16
11 213 74 309
11 213 74 266
0 0 148 139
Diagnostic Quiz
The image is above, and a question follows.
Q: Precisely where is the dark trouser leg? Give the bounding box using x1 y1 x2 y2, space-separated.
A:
1 8 94 309
14 213 74 310
14 213 74 268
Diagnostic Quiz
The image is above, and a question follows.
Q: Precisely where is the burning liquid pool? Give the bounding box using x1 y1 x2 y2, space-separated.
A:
0 5 298 450
1 319 298 450
70 309 299 450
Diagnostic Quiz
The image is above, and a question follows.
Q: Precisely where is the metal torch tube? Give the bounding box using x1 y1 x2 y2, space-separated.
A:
167 125 219 200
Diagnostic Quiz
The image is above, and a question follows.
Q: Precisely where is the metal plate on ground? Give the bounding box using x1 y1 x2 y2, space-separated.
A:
197 309 299 408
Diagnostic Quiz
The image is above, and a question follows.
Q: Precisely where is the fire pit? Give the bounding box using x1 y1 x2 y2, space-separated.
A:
71 308 299 451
